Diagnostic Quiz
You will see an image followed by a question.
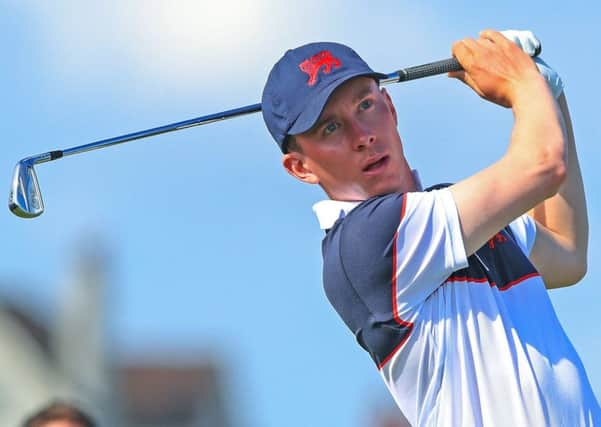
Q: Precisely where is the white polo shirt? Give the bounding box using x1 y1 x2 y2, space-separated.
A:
314 186 600 426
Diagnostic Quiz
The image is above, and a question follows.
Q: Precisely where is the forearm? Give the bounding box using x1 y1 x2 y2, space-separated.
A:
452 80 567 256
505 79 566 186
449 31 568 256
529 92 589 286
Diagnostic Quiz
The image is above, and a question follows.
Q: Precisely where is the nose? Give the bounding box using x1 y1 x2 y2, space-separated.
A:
349 118 375 151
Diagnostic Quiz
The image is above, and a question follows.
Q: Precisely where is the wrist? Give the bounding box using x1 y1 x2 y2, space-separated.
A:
511 72 555 113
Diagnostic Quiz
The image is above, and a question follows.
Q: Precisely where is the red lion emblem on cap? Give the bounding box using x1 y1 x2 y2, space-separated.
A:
299 50 342 86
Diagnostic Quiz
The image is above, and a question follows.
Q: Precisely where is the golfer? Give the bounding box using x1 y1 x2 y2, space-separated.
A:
261 29 600 426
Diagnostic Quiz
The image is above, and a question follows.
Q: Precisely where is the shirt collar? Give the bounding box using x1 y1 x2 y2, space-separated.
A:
312 169 423 230
312 200 361 230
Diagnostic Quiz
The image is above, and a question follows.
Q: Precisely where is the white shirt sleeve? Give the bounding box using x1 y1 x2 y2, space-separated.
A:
508 214 538 256
394 189 468 315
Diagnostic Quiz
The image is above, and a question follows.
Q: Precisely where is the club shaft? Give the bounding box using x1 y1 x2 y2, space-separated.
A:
32 103 262 165
26 52 539 166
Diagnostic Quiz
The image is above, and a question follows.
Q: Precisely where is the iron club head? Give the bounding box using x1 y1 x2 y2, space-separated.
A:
9 160 44 218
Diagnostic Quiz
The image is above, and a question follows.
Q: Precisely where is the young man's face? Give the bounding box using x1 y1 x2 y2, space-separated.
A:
283 77 415 201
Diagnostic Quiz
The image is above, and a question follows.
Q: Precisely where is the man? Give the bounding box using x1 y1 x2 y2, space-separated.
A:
21 401 96 427
261 30 600 426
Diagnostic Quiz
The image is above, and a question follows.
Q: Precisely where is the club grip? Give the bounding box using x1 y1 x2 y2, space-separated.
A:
397 58 462 82
395 43 541 83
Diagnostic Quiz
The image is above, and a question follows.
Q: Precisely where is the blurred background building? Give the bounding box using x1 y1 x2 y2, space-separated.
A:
0 237 414 427
0 240 233 427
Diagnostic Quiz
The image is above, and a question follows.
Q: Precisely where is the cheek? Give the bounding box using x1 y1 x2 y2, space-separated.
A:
306 146 347 169
316 159 349 179
308 153 356 184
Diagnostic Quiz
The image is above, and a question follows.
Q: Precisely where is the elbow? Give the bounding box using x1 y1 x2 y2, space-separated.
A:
538 147 567 198
546 161 567 196
570 258 588 285
547 258 588 289
530 117 568 197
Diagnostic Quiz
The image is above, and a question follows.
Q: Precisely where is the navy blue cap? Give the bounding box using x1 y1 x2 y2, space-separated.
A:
261 42 387 152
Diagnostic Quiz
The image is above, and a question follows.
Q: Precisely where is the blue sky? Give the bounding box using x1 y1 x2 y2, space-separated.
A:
1 1 599 426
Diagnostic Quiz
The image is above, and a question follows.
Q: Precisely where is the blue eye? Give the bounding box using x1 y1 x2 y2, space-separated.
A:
360 99 373 110
324 122 338 135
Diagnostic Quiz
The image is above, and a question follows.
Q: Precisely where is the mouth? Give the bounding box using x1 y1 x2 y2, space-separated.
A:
362 155 389 174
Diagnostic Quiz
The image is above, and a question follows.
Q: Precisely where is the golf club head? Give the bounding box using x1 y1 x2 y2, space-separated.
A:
9 160 44 218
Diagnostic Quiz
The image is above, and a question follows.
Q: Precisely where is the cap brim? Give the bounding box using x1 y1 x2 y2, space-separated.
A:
288 70 388 136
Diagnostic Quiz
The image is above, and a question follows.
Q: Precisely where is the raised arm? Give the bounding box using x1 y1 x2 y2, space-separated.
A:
447 29 567 257
528 92 589 288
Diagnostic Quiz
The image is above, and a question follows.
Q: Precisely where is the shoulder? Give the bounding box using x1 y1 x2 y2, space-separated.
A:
326 184 454 240
322 185 468 314
332 184 454 235
321 193 406 288
329 193 406 246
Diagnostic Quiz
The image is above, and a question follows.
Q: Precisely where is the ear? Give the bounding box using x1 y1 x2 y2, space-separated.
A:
282 152 319 184
381 87 398 126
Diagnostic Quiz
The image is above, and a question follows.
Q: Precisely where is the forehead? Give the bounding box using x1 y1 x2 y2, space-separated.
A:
290 76 380 145
321 76 379 113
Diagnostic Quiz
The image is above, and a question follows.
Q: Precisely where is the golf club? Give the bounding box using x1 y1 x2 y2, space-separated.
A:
9 48 541 219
